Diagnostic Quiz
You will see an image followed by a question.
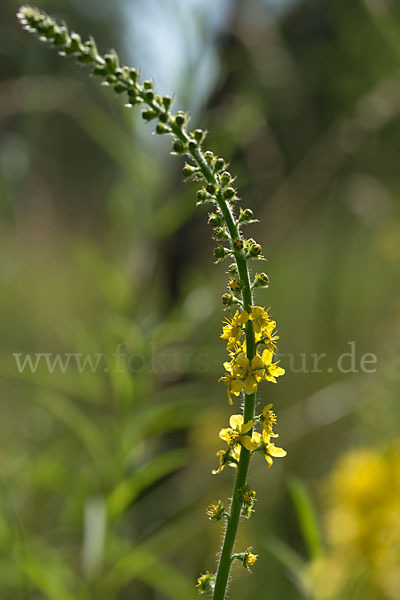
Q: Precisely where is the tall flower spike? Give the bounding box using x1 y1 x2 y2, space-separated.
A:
17 8 287 600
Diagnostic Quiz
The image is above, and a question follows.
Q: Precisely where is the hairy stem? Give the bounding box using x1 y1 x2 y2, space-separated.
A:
170 125 257 599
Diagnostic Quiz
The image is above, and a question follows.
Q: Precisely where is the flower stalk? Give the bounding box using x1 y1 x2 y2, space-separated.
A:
17 7 287 599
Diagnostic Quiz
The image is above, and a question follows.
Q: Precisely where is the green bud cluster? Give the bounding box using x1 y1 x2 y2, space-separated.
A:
17 4 265 293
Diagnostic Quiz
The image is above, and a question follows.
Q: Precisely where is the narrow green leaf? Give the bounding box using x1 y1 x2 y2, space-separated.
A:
287 475 323 559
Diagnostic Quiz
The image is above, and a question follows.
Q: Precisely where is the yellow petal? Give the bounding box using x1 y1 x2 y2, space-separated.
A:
262 430 271 444
262 349 273 366
240 435 259 451
235 352 249 369
223 360 233 373
240 419 254 435
232 445 241 461
268 443 287 458
251 354 263 370
219 428 232 443
237 310 249 326
265 374 277 383
264 454 273 468
231 379 244 395
229 414 244 429
269 364 285 377
244 375 258 395
262 404 273 416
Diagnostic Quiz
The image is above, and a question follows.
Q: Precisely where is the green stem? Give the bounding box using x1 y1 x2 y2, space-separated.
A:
212 283 256 600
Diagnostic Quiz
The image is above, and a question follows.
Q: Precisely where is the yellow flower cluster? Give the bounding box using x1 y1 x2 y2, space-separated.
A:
219 306 284 404
213 407 286 474
310 443 400 600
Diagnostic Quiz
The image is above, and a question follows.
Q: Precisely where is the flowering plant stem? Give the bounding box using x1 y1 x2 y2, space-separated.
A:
17 7 288 599
171 121 257 598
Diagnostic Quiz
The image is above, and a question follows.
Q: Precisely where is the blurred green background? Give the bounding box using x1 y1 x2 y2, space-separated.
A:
1 0 400 598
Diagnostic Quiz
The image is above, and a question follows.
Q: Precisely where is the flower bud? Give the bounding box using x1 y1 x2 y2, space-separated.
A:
214 246 228 260
214 227 229 241
130 68 139 83
162 95 172 110
92 64 106 76
222 293 233 306
142 109 157 121
241 485 256 519
143 80 153 90
214 157 225 172
206 183 216 195
196 572 215 594
208 212 223 227
253 272 270 288
172 139 185 154
65 32 83 55
224 187 236 199
197 189 207 203
249 243 262 257
204 151 214 164
238 208 254 223
174 111 187 127
193 128 205 143
206 500 225 521
143 89 154 102
104 51 119 74
85 37 98 60
53 26 68 47
233 238 244 251
183 163 196 178
228 263 238 275
113 83 126 94
188 139 197 152
219 171 232 187
156 123 169 134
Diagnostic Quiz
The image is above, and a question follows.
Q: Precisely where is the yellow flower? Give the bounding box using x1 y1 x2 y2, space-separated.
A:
261 349 285 383
235 547 259 570
212 445 241 474
206 500 225 521
219 414 254 447
233 352 265 394
243 548 258 570
249 305 271 334
220 310 249 349
229 279 241 292
219 363 244 404
241 430 262 451
257 429 287 467
259 321 280 352
261 403 279 438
